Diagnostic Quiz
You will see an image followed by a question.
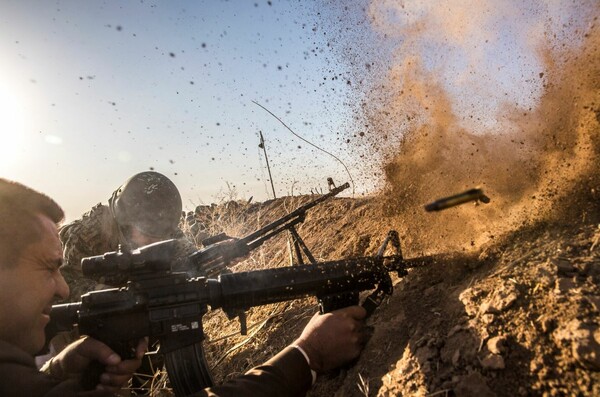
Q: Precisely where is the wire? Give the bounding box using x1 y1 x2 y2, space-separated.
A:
252 100 355 195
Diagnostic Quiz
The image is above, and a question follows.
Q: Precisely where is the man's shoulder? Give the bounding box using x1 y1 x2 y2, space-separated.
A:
0 340 52 395
0 341 87 397
0 340 35 367
68 203 111 225
59 204 114 243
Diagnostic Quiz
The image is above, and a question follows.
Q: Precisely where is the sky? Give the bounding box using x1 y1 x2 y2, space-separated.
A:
0 0 357 221
0 0 594 223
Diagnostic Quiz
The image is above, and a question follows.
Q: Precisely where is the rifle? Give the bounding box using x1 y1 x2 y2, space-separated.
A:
49 231 439 396
188 181 352 275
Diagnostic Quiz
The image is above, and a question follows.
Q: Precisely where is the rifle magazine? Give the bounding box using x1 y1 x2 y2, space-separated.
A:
164 342 213 397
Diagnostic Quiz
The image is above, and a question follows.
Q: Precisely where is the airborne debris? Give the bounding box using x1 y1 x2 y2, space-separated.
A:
424 188 491 212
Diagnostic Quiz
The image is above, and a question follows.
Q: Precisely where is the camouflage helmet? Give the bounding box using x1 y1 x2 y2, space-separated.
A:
109 171 182 238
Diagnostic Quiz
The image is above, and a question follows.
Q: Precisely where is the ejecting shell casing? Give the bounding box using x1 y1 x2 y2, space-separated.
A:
424 188 490 212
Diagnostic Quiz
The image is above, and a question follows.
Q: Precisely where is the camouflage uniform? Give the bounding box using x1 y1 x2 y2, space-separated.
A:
59 203 200 302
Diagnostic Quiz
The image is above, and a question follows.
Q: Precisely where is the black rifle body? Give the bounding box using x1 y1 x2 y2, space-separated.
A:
50 241 436 396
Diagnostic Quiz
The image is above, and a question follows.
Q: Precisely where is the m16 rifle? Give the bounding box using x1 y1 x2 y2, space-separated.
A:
48 183 439 396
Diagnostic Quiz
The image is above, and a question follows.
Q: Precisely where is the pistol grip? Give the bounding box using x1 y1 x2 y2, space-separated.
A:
80 339 137 390
318 291 359 313
81 360 105 390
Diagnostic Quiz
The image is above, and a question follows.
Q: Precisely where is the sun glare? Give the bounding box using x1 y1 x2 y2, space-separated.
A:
0 85 28 170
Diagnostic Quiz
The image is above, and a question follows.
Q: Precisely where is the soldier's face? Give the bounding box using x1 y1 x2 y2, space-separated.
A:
128 227 163 248
0 214 69 354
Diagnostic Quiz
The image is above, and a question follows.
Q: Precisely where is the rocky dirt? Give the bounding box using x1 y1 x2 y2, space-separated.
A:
191 179 599 397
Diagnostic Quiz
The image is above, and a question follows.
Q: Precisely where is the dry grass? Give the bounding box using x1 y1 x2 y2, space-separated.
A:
356 373 370 397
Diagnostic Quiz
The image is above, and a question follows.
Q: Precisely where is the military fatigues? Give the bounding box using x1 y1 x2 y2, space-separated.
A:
59 203 200 302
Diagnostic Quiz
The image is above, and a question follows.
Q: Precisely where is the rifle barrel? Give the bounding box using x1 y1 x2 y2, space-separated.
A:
241 182 350 246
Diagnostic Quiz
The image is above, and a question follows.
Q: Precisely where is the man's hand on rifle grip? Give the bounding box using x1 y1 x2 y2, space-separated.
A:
293 305 367 373
43 336 148 392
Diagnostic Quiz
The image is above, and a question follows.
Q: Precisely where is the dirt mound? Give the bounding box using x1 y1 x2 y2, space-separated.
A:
197 192 598 397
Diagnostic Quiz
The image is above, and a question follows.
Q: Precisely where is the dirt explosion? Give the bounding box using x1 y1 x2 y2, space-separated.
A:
147 2 600 396
326 0 600 254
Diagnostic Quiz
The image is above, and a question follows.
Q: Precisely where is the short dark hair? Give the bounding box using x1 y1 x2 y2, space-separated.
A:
0 178 64 268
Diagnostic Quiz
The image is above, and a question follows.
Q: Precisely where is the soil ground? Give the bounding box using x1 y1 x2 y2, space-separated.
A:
191 183 600 397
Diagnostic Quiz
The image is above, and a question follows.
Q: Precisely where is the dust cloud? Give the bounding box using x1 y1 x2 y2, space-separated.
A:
326 1 599 253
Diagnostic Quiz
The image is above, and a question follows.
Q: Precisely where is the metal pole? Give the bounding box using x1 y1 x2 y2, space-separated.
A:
259 130 277 199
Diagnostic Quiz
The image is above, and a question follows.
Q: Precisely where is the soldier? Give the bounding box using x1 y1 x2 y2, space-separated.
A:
1 177 367 397
59 171 218 303
57 171 221 392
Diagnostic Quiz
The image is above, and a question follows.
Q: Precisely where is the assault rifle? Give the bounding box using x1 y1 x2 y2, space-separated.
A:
49 232 439 396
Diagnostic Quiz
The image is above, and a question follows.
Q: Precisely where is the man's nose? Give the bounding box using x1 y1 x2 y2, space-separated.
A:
55 272 70 300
